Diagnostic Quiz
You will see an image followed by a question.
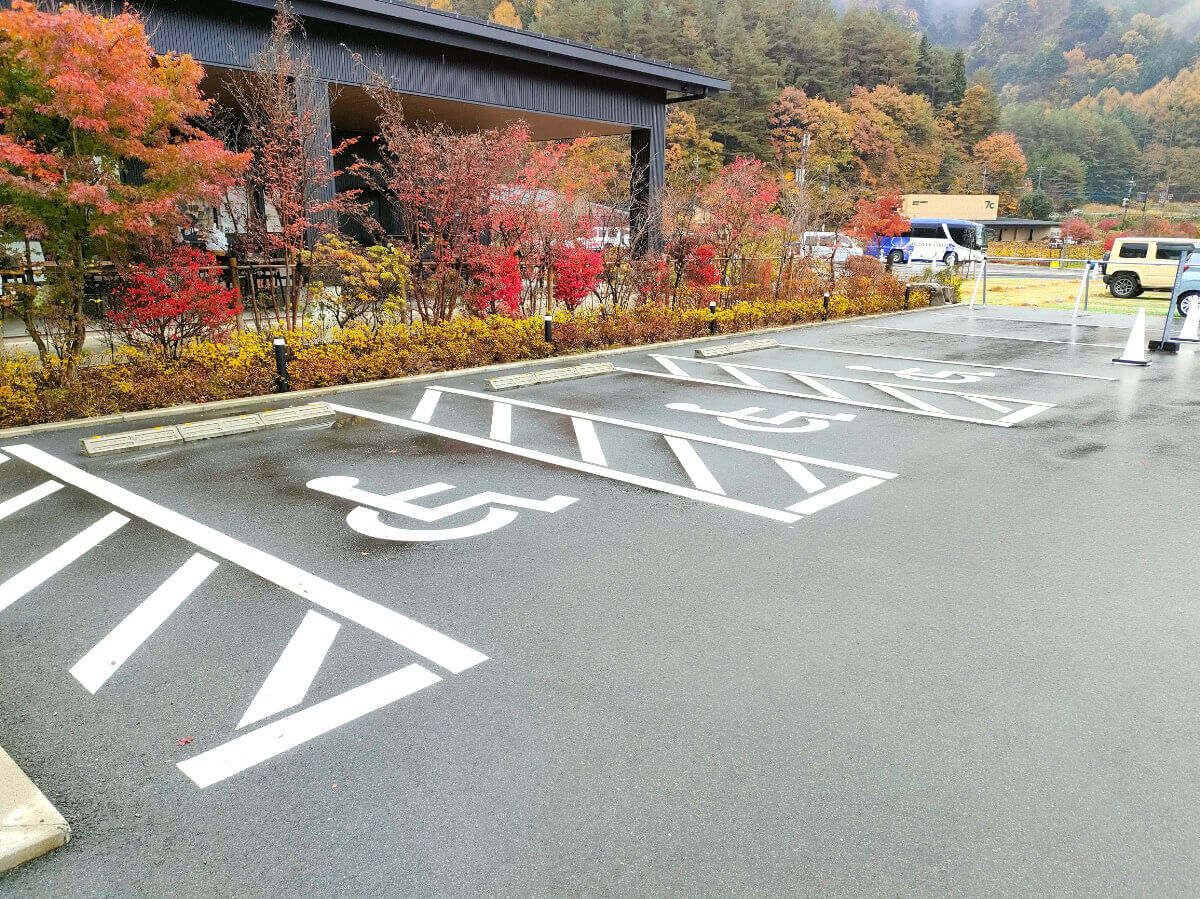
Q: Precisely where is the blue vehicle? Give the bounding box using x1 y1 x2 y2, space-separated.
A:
867 218 987 266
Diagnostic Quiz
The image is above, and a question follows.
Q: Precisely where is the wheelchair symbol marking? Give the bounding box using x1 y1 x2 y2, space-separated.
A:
307 476 578 542
667 402 855 433
845 365 997 383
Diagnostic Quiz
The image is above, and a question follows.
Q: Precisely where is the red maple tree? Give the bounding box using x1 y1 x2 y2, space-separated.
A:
552 245 604 310
107 247 243 360
846 192 910 245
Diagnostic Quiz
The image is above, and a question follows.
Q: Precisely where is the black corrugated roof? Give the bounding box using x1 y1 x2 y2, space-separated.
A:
983 218 1059 227
228 0 730 94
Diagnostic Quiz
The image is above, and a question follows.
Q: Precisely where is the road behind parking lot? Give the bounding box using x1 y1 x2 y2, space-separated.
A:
1 305 1198 896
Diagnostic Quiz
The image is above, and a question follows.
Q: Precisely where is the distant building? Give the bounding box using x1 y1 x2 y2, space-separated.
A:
981 218 1058 242
903 194 1000 221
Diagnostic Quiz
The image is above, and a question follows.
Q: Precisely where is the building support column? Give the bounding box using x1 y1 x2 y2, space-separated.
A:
630 106 666 256
297 77 336 245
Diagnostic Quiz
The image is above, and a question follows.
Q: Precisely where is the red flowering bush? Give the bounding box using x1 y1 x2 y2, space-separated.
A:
1097 218 1120 231
467 247 523 316
552 245 604 310
1061 217 1098 243
106 247 242 359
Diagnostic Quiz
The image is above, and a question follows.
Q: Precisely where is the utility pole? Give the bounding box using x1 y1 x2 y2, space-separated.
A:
798 131 810 186
1120 176 1135 229
1036 166 1044 191
981 164 988 193
1160 173 1172 217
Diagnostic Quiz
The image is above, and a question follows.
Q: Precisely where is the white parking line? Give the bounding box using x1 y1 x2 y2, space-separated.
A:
178 663 440 789
490 402 512 443
856 324 1124 348
571 417 607 466
664 436 725 494
1 444 486 675
0 480 63 522
70 553 219 694
330 401 803 524
777 344 1116 380
237 610 341 729
0 512 129 614
929 310 1163 327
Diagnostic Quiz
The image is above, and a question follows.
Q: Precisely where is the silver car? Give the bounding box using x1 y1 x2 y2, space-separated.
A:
1175 251 1200 317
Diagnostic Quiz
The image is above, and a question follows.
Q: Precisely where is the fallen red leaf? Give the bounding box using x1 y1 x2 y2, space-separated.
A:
177 737 193 746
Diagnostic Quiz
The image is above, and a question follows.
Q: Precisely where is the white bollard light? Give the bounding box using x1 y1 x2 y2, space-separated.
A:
1112 307 1151 366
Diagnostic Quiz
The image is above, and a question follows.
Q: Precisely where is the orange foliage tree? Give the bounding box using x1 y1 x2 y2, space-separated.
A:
0 0 246 374
846 192 910 249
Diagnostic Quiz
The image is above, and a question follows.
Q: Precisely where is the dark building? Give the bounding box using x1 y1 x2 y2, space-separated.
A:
124 0 729 253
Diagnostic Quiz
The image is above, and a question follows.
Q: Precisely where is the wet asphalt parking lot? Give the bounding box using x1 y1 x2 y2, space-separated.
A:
1 304 1198 897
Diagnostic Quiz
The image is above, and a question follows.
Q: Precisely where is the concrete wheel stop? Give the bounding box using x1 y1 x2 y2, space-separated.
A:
0 747 70 874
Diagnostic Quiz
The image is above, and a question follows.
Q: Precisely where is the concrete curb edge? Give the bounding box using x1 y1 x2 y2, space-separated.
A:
1 305 933 439
0 747 70 874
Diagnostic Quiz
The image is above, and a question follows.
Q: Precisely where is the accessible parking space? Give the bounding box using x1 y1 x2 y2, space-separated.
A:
4 306 1200 896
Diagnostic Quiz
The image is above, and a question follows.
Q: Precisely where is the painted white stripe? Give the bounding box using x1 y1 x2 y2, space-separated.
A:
1 445 486 675
424 386 895 478
70 553 218 694
661 355 1051 405
786 477 887 515
237 610 341 729
178 663 440 789
664 436 725 494
856 324 1123 349
653 355 691 377
777 344 1116 380
411 389 441 423
571 417 607 466
871 383 948 414
774 458 825 494
0 452 8 464
959 395 1013 414
328 403 804 523
929 310 1163 328
1000 404 1054 425
0 481 63 522
0 512 129 614
615 366 1016 428
789 374 850 399
716 363 766 387
489 401 512 443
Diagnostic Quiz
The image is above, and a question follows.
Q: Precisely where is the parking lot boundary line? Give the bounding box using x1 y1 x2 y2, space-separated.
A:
328 402 807 523
655 355 1055 405
615 365 1018 427
787 477 886 514
178 663 440 789
855 324 1124 348
70 553 219 694
424 386 896 477
0 444 487 675
776 344 1116 380
0 481 63 523
0 511 129 614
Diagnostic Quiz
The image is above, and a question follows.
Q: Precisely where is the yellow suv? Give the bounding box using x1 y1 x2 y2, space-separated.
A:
1101 237 1200 298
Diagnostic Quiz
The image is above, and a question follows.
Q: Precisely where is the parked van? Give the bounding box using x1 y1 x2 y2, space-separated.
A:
866 218 986 266
1100 237 1200 299
791 232 863 263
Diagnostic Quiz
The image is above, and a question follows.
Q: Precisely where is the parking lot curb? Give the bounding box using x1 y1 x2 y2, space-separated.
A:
0 747 70 874
0 305 935 439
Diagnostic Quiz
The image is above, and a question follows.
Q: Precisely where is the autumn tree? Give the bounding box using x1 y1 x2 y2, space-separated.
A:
698 158 783 285
953 83 1001 146
366 79 529 323
973 132 1027 193
227 0 362 328
0 1 246 376
846 192 910 255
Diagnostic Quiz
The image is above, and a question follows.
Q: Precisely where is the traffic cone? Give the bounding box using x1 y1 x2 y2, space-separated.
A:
1112 307 1150 365
1177 297 1200 342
